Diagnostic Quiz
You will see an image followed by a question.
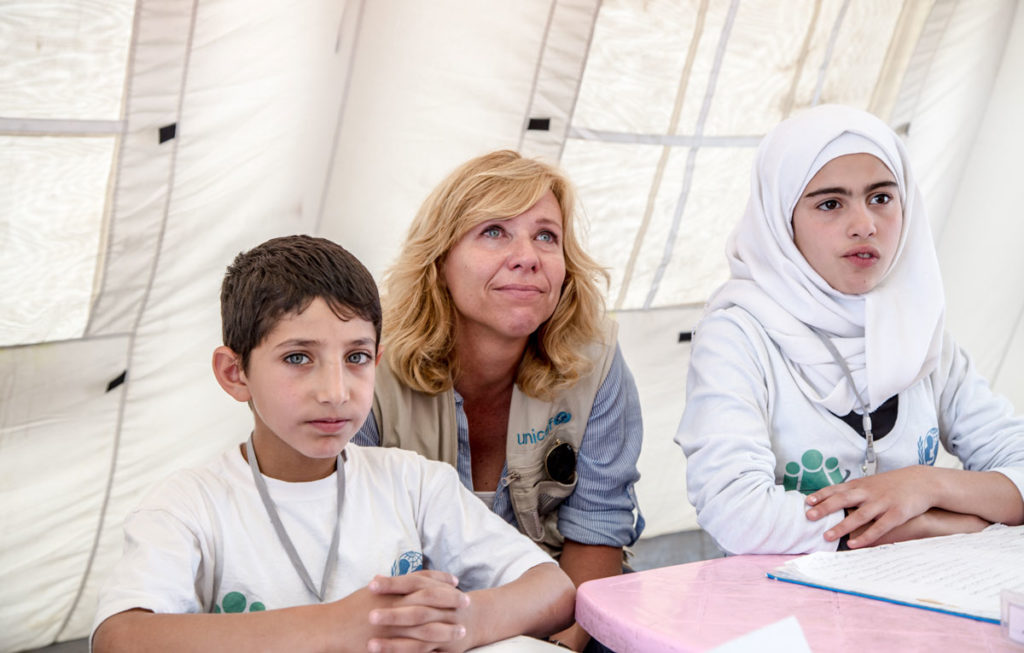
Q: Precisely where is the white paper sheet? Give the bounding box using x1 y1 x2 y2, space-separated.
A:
768 524 1024 621
710 616 812 653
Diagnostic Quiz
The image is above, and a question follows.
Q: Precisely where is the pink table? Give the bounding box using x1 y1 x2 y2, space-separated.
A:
576 555 1019 652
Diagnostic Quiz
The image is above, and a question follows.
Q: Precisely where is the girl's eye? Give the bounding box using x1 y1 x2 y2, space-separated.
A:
870 193 892 205
482 225 503 238
817 199 841 211
283 353 310 365
347 351 372 365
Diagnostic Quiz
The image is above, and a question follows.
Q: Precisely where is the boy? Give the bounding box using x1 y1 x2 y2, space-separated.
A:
92 235 575 652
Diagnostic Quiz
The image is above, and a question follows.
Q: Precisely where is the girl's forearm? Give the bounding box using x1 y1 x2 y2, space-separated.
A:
933 468 1024 525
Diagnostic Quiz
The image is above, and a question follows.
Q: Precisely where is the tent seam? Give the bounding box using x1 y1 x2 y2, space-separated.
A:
643 0 740 310
613 301 709 314
0 118 124 135
780 0 822 116
56 0 202 641
568 127 761 147
555 0 603 162
903 0 958 128
517 0 559 151
85 0 144 339
614 0 708 311
865 0 928 120
810 0 851 106
0 332 132 352
56 0 146 633
315 0 367 235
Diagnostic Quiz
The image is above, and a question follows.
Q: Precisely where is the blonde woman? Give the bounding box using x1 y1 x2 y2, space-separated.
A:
355 150 643 651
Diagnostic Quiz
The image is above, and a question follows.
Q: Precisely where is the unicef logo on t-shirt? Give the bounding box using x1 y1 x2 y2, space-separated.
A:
391 551 423 576
516 411 572 445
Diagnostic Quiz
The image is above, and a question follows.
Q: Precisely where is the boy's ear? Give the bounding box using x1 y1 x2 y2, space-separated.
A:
212 346 252 403
374 344 384 366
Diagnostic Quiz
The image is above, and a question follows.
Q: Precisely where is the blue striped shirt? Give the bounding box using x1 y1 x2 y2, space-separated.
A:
354 344 645 547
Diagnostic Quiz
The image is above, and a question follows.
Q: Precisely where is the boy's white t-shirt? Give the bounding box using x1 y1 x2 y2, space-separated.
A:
92 443 553 632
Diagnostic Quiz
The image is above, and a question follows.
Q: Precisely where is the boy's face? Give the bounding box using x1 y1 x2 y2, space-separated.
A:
227 297 379 481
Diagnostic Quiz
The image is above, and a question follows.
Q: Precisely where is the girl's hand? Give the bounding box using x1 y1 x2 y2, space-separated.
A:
804 466 939 548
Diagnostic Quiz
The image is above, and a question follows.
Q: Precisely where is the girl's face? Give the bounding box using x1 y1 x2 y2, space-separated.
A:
792 153 902 295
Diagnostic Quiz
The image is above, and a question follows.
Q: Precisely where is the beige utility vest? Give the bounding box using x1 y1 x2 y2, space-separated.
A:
371 321 618 555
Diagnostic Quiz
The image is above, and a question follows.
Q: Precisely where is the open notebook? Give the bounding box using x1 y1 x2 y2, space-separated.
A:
766 524 1024 623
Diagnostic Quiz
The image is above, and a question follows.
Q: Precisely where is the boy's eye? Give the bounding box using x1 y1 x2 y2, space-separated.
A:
817 199 841 211
346 351 372 365
283 353 310 365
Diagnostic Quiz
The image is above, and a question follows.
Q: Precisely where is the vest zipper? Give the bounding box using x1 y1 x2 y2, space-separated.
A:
500 471 520 488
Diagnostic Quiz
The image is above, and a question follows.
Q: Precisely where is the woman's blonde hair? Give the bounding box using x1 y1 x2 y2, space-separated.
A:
383 150 608 400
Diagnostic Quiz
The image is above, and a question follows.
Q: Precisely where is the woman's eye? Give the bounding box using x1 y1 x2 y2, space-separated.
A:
284 353 310 365
536 230 559 244
347 351 371 365
482 225 503 238
817 199 841 211
870 193 892 205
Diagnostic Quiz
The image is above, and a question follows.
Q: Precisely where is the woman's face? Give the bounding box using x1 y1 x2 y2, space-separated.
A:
792 153 902 295
443 190 566 345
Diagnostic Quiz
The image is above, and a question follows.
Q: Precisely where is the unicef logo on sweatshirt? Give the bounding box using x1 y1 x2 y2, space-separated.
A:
918 428 939 465
516 411 572 445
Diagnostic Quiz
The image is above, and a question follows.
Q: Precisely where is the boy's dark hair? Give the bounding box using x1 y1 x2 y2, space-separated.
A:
220 235 381 370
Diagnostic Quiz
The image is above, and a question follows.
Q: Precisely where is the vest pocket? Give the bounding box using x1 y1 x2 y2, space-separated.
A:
535 478 577 515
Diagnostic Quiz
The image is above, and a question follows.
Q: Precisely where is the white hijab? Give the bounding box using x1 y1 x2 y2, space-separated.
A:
707 104 944 415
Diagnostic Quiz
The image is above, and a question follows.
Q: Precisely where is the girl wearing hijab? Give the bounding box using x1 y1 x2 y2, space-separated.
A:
676 104 1024 555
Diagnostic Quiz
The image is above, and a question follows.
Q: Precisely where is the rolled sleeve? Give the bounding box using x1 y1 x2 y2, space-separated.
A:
353 412 381 446
557 345 644 546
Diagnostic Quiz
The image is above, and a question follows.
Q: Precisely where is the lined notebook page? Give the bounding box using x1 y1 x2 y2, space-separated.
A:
767 524 1024 621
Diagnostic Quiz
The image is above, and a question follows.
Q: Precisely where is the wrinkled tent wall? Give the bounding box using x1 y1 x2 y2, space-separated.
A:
2 0 1024 649
1 0 362 648
939 3 1024 401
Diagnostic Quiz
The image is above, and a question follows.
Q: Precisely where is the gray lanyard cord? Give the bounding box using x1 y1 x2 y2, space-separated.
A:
812 330 877 475
246 435 344 602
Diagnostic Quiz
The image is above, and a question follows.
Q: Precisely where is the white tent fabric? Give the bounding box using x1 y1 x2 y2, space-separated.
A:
2 0 1023 649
